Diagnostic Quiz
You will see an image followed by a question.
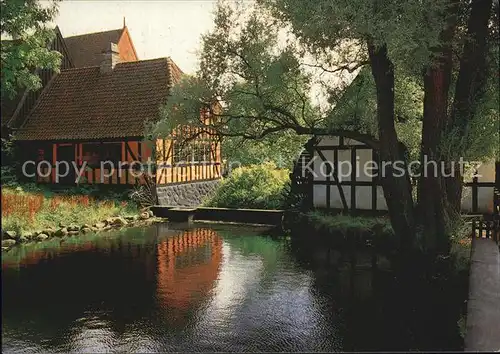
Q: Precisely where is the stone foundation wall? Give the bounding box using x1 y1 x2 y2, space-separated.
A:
156 179 221 207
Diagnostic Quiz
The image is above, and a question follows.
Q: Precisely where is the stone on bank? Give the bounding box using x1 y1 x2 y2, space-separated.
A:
1 209 166 252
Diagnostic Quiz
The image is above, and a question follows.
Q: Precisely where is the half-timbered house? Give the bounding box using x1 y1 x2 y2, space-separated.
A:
12 26 222 207
290 66 499 217
292 134 499 215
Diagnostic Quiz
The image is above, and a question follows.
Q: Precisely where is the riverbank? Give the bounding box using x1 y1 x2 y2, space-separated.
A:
1 184 167 251
286 210 472 271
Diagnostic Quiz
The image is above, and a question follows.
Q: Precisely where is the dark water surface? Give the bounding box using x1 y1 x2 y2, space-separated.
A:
2 223 464 352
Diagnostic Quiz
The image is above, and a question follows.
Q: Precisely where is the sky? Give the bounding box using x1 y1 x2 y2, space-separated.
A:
51 0 218 74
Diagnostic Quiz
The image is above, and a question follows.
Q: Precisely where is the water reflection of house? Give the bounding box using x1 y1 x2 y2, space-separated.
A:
156 229 223 311
5 23 222 204
2 227 224 308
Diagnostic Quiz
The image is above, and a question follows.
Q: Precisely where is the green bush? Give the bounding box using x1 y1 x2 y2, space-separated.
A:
205 162 289 210
1 136 19 186
449 220 472 274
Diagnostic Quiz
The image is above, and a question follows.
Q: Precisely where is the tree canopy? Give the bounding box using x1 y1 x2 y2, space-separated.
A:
151 0 497 162
151 0 499 257
1 0 62 99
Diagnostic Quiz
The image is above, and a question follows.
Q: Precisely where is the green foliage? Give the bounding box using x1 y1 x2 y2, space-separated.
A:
285 210 399 254
325 67 377 134
2 182 131 202
396 119 423 164
149 0 433 178
150 0 498 167
222 132 308 168
441 43 500 163
457 314 467 340
149 0 322 145
1 165 18 186
150 0 497 255
326 66 424 161
150 0 483 172
1 0 62 98
262 0 448 74
262 0 498 166
448 220 472 274
1 135 18 185
205 162 289 209
306 210 394 236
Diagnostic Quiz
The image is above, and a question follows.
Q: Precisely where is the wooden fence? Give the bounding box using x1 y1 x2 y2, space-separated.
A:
471 187 500 244
471 218 499 243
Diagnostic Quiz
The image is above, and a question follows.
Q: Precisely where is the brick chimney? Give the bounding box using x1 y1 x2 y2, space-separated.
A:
100 42 120 74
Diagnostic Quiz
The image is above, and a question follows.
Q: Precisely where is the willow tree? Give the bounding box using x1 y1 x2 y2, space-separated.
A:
151 0 498 258
268 0 497 252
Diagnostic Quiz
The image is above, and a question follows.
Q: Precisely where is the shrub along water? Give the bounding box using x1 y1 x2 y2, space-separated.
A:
1 184 138 234
289 211 471 270
304 211 394 237
205 162 289 210
286 210 398 257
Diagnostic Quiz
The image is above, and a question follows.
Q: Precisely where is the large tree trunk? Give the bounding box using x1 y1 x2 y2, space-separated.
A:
419 67 453 255
445 0 493 212
445 175 463 214
368 42 415 252
418 2 457 256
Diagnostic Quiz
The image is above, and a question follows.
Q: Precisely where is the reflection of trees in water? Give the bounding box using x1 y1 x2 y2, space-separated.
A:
212 229 284 274
288 236 467 351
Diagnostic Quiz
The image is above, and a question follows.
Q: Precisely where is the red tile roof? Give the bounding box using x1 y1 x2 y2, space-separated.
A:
64 29 123 68
14 57 183 141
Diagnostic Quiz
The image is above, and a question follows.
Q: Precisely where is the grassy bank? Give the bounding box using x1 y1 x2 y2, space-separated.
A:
1 184 139 234
286 210 397 249
304 211 394 236
287 211 472 271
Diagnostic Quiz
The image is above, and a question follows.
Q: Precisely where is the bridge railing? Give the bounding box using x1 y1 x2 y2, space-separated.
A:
471 218 499 244
469 184 500 245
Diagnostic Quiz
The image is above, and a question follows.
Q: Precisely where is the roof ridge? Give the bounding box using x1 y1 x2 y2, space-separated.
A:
58 66 100 72
118 57 170 65
55 57 172 72
63 28 123 39
166 57 173 89
168 58 184 75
